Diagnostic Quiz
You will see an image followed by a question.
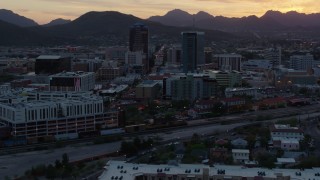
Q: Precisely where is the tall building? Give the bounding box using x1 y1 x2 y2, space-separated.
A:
182 32 205 73
215 54 242 71
290 54 314 71
264 48 281 68
129 23 149 73
204 47 213 64
35 55 71 75
167 45 182 65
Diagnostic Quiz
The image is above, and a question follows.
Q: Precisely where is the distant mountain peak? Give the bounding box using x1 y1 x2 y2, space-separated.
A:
165 9 192 17
195 11 213 19
44 18 71 27
0 9 38 27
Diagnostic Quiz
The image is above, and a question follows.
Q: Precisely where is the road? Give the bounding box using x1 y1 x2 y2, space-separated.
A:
0 142 121 178
0 123 249 178
1 105 320 178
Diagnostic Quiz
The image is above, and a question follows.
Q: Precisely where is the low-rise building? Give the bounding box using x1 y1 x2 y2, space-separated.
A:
0 92 118 139
281 139 300 151
97 66 124 81
206 70 241 88
231 138 248 149
98 160 320 180
225 87 258 99
270 124 304 141
49 71 95 92
232 149 250 163
135 80 161 100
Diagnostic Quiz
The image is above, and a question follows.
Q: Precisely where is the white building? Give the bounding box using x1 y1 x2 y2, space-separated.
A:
270 124 304 141
281 139 300 151
242 59 272 72
232 149 250 163
225 87 258 99
0 92 118 139
99 160 320 180
49 71 95 92
290 54 314 71
215 54 242 71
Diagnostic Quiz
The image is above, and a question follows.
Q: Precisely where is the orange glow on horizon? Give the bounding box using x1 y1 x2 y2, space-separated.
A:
1 0 320 24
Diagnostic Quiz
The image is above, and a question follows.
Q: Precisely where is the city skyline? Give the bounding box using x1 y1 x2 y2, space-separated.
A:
1 0 320 24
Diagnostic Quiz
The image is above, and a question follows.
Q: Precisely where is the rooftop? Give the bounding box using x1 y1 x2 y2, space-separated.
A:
232 149 250 153
36 55 62 60
99 161 320 180
50 71 94 78
136 80 159 88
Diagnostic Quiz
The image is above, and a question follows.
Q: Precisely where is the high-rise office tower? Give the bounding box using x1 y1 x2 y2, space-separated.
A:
129 23 149 73
182 32 205 73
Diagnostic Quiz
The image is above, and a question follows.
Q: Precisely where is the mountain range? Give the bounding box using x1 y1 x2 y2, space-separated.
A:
148 9 320 32
0 9 38 27
0 10 233 46
1 9 320 46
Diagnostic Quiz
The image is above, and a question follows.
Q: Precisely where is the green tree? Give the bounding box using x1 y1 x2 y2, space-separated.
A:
257 153 276 169
46 164 57 180
55 160 62 169
62 153 69 166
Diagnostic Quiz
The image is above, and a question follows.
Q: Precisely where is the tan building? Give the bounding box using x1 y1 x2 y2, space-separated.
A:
97 66 124 81
135 80 160 100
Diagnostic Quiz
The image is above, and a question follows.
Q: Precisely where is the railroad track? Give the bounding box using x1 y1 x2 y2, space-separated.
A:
1 105 319 155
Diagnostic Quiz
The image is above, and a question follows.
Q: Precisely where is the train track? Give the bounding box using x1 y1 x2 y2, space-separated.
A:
1 104 319 155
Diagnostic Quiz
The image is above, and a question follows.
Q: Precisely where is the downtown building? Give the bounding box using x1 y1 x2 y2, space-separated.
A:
214 54 242 71
49 71 95 92
99 160 319 180
264 48 282 68
164 73 218 101
129 23 149 73
167 45 182 65
181 31 205 73
0 91 119 140
289 54 314 71
35 55 72 75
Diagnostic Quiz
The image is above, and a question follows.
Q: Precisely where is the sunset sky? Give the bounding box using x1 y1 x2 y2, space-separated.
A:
1 0 320 24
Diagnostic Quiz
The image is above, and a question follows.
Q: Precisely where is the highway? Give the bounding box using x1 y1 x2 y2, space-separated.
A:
1 104 320 178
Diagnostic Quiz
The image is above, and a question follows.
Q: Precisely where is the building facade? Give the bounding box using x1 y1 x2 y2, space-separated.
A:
167 45 182 65
264 48 282 68
49 71 95 92
290 54 314 71
182 32 205 73
165 74 218 101
129 23 149 73
35 55 71 75
0 93 118 139
215 54 242 71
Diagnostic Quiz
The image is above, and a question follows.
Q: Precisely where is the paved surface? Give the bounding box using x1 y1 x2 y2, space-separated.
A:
159 123 249 141
0 142 121 178
2 107 320 178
